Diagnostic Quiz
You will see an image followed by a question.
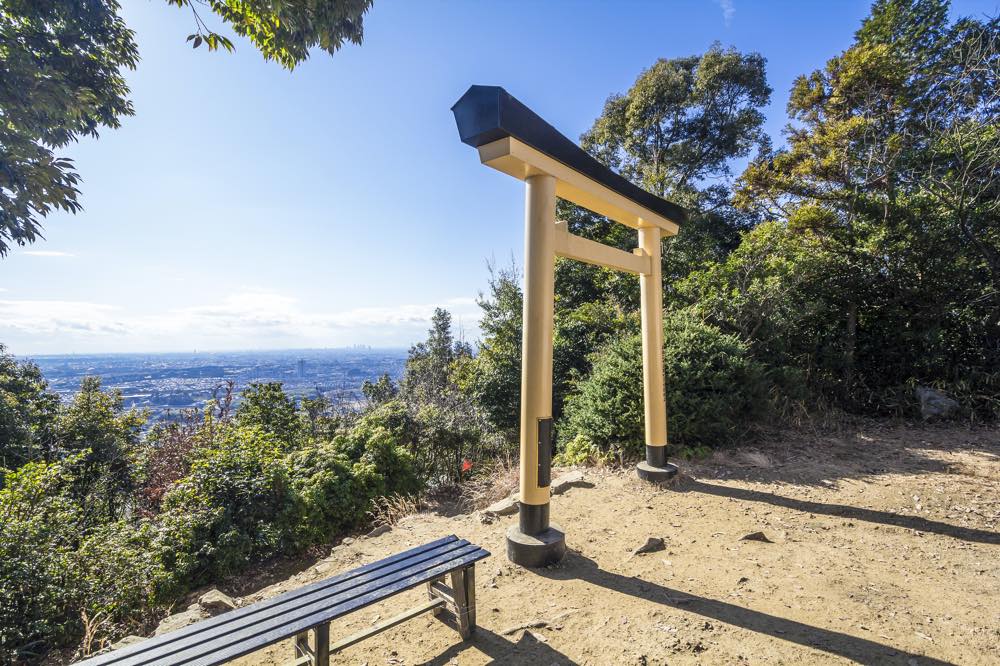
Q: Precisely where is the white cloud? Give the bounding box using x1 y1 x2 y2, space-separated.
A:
0 290 483 351
22 250 75 257
714 0 734 27
0 300 129 335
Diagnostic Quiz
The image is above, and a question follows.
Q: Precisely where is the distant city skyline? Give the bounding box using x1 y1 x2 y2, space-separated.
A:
2 0 996 355
30 348 409 419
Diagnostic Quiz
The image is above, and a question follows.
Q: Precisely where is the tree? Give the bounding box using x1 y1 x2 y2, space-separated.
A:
57 377 146 523
362 373 398 406
582 43 771 201
470 263 523 432
0 344 59 471
235 382 301 447
398 308 487 482
167 0 373 69
576 44 772 302
0 0 374 256
0 0 137 256
909 14 1000 287
299 393 340 441
733 0 1000 411
400 309 472 402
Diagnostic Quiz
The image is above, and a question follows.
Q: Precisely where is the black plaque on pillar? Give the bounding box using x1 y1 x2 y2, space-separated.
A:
537 417 552 487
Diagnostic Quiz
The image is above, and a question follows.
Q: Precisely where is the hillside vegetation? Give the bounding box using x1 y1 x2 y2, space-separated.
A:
1 0 998 661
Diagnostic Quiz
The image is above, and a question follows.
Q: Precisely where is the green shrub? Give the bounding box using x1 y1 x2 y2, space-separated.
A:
560 312 767 456
553 434 608 466
235 382 301 448
0 459 82 659
0 458 163 659
72 521 162 641
149 499 224 598
351 400 415 450
356 426 422 498
0 381 427 661
287 443 372 547
160 426 298 579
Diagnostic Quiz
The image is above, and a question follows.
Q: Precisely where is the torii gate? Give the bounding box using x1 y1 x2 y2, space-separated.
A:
452 86 686 567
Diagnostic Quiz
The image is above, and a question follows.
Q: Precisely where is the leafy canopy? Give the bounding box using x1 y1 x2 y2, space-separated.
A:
166 0 373 69
582 43 771 202
0 0 373 256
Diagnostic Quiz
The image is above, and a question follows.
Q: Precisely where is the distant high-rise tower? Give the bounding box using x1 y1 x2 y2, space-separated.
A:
296 359 306 379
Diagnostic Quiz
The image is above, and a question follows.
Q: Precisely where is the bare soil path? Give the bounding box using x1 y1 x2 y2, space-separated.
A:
231 422 999 665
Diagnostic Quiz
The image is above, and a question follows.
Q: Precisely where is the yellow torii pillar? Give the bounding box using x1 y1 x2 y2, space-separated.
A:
453 86 685 567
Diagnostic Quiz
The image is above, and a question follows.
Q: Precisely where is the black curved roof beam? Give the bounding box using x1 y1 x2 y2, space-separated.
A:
451 85 685 234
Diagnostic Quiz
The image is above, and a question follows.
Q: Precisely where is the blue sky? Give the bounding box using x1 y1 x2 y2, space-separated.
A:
3 0 997 355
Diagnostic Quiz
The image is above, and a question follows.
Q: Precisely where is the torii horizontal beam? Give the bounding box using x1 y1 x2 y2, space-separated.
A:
452 85 685 234
554 220 651 275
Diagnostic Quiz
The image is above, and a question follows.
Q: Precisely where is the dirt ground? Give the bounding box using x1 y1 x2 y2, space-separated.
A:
229 422 999 665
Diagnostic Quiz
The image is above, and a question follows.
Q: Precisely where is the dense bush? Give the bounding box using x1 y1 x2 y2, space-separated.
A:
560 312 767 456
160 427 299 581
1 459 84 659
0 344 59 473
288 443 372 546
0 373 425 661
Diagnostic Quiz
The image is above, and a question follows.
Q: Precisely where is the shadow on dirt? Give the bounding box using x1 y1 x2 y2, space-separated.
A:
538 551 955 665
421 620 578 665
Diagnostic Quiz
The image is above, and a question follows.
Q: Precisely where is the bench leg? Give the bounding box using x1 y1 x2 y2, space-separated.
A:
314 624 330 666
449 566 476 639
426 576 444 616
465 565 477 630
294 632 311 665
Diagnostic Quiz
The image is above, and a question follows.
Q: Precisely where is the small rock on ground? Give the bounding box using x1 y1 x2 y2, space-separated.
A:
740 531 773 543
485 496 520 516
550 470 589 496
198 589 237 613
631 537 666 557
155 608 206 636
366 524 391 538
111 635 145 650
915 386 959 420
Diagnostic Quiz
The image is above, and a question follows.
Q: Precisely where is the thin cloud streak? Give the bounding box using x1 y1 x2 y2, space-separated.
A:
22 250 75 257
0 291 482 352
715 0 735 27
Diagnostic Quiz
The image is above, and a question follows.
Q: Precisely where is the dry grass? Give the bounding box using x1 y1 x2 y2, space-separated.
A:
457 453 520 511
77 610 112 659
367 494 424 528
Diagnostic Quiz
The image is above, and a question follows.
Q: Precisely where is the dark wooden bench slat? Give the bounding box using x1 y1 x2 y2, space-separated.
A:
90 539 476 666
183 548 488 666
80 535 463 666
167 546 488 666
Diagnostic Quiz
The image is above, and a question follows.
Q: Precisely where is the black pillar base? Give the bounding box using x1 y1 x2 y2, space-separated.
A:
506 522 566 568
636 445 678 483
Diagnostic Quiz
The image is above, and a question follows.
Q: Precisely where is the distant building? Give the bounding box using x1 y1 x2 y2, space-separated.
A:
296 359 306 379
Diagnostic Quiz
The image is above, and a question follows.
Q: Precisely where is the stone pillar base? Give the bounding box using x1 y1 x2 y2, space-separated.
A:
506 523 566 568
636 460 679 483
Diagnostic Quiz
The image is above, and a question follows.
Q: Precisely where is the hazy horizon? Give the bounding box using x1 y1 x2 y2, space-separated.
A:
17 345 412 360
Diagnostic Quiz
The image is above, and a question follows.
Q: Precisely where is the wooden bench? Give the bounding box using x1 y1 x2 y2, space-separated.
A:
79 535 489 666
